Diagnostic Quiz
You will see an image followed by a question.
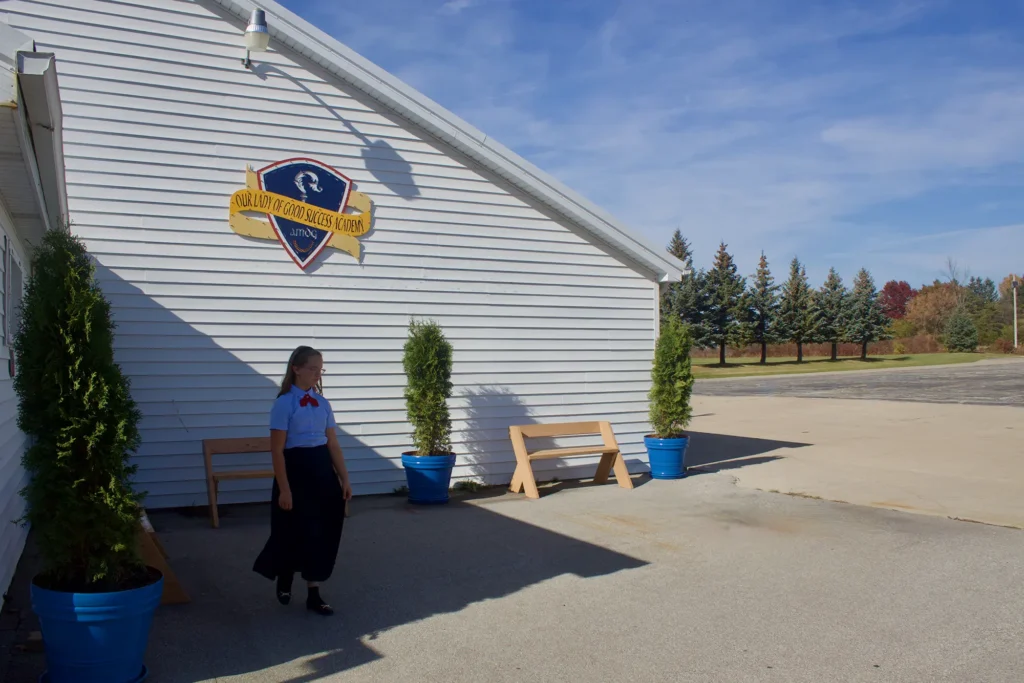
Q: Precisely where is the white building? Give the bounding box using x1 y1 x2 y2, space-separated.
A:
0 0 684 594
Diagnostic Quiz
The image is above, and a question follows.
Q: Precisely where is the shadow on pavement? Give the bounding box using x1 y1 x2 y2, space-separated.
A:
685 431 808 475
143 496 648 681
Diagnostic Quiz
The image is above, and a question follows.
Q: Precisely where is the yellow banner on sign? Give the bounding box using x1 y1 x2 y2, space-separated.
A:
227 165 374 261
229 188 371 238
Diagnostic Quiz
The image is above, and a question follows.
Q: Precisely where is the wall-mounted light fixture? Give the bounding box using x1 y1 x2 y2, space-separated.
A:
242 8 269 69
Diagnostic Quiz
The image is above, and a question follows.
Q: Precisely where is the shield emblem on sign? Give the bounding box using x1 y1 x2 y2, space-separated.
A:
257 158 353 270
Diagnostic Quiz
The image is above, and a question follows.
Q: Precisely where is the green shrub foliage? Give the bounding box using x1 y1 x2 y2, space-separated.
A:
14 226 144 591
402 319 454 455
944 312 978 353
649 317 694 438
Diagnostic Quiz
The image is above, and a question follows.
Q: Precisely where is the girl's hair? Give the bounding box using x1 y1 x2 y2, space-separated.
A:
278 345 323 397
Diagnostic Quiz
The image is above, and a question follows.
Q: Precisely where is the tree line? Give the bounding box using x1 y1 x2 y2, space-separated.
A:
881 265 1021 353
660 231 1021 364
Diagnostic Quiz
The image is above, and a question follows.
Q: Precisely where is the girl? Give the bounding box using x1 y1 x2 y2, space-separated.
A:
253 346 352 616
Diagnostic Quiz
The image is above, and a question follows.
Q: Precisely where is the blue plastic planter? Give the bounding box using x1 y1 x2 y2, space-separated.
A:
31 570 163 683
401 453 457 504
644 435 690 479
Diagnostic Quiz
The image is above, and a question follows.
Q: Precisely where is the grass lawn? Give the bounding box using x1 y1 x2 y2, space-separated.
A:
692 353 1009 379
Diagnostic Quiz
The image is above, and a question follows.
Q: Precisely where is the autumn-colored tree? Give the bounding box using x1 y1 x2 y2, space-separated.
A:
845 269 891 359
879 280 917 319
905 282 959 335
778 257 815 362
997 273 1023 300
890 318 916 339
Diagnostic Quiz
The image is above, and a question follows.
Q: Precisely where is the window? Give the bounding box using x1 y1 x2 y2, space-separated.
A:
8 251 21 342
1 235 6 348
0 228 24 374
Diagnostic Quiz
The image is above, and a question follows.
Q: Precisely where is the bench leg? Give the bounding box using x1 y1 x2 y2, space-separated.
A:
510 461 541 499
520 463 540 500
594 453 614 485
208 478 220 529
509 427 541 500
510 462 541 499
509 463 525 494
611 451 634 490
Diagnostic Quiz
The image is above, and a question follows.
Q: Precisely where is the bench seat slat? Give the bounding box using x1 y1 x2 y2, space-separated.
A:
212 470 274 481
527 446 618 460
517 421 604 439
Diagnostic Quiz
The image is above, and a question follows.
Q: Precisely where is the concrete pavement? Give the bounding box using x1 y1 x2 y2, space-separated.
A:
688 395 1024 528
5 362 1022 682
136 477 1024 682
687 356 1024 529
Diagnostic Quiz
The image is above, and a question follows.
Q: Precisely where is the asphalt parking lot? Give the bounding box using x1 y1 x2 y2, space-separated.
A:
694 358 1024 406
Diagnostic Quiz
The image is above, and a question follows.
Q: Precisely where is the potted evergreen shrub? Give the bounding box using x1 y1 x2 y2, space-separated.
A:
400 318 457 504
14 226 162 683
644 317 695 479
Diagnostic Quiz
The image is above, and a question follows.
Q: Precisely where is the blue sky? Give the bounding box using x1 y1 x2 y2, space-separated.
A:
279 0 1024 289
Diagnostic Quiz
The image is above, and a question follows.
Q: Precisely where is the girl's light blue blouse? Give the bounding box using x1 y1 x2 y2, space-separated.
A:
270 385 337 449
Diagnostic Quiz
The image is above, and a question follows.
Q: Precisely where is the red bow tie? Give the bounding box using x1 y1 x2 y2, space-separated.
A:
300 393 319 407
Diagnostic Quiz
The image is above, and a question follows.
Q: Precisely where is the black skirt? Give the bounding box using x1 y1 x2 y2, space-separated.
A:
253 444 346 583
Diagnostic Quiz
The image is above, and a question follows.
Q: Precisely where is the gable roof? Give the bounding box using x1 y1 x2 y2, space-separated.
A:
208 0 685 283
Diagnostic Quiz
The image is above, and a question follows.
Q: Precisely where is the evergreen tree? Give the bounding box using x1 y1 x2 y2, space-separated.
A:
963 276 1001 343
403 319 454 455
845 268 891 360
660 229 693 327
705 242 747 365
944 312 978 352
745 252 781 364
666 229 693 266
678 268 714 349
661 230 712 348
812 268 849 361
778 257 815 362
15 225 144 590
966 276 998 307
648 317 694 438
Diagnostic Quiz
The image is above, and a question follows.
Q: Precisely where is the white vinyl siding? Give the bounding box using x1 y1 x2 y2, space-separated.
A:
0 208 29 597
4 0 657 509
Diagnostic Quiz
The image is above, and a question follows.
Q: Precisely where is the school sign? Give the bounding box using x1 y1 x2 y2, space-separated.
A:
229 157 374 269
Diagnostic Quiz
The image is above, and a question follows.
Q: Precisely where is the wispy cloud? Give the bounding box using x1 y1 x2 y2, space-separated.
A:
439 0 476 15
282 0 1024 287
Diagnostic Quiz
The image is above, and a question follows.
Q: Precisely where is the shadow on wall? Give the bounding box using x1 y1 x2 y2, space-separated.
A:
458 385 652 496
458 385 533 487
90 262 390 513
250 63 422 201
143 495 648 682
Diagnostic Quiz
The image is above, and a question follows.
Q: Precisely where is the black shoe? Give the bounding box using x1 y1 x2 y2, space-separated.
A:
306 587 335 616
276 574 293 605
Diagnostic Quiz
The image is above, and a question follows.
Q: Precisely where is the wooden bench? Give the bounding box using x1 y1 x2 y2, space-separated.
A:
202 436 350 528
203 437 275 529
508 421 634 499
